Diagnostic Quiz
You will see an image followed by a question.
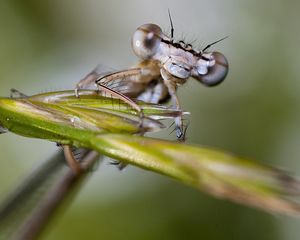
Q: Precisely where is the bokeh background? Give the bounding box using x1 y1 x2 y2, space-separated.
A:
1 0 300 239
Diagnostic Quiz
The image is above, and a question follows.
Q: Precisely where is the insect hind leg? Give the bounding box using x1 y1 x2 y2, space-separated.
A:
62 145 82 175
96 82 145 135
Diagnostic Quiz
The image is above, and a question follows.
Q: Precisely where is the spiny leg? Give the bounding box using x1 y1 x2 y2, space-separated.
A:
64 145 126 171
175 119 189 142
76 67 143 114
74 67 152 170
62 145 82 175
95 68 142 85
75 67 146 131
160 68 184 139
95 68 156 170
95 68 148 132
96 83 142 116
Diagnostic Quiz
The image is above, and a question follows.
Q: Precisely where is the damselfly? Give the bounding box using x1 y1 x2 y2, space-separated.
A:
76 13 228 139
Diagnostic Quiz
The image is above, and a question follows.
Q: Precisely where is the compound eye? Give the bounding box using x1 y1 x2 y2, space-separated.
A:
132 24 162 59
196 52 228 86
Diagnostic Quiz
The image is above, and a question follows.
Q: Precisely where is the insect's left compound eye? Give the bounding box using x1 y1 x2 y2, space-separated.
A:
132 24 162 59
195 52 228 86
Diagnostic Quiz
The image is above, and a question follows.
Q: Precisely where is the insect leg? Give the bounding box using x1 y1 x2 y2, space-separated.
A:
96 68 147 132
160 68 184 139
97 83 143 117
95 68 144 86
62 145 82 175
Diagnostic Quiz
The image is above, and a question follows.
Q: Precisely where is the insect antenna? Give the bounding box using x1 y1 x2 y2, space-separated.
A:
168 9 174 41
202 36 229 52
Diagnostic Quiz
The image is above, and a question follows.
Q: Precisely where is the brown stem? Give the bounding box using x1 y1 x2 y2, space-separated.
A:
0 149 99 240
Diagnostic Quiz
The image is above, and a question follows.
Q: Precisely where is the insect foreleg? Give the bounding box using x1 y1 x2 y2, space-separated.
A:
160 68 184 139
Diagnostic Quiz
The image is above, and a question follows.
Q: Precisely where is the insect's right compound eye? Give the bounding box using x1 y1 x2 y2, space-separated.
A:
195 52 228 86
132 24 162 59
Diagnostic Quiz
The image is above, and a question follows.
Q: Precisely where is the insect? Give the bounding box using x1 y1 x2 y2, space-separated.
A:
76 14 229 139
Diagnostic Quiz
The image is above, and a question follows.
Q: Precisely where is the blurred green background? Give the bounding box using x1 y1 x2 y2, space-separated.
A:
1 0 300 239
